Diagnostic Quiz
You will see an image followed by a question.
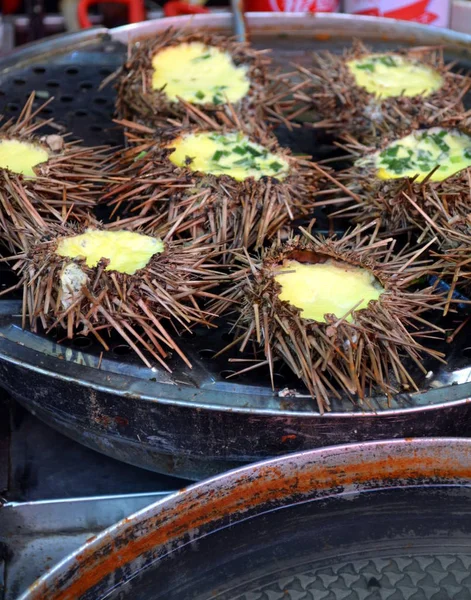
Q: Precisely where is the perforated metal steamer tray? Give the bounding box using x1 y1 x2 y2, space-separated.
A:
2 14 471 480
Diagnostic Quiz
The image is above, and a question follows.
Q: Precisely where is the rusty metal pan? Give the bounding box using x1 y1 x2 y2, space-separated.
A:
2 16 471 479
16 438 471 600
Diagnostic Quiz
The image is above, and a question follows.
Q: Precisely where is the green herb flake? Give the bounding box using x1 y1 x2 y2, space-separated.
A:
356 62 375 72
234 158 254 166
378 55 396 68
195 90 205 100
430 133 450 153
134 150 147 161
380 157 413 174
417 149 432 160
245 145 263 157
417 163 432 172
192 53 211 62
233 146 247 155
212 150 224 162
269 161 284 172
382 145 400 159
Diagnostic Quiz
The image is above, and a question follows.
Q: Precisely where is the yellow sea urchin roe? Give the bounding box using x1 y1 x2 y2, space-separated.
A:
0 139 49 177
167 132 289 182
375 128 471 182
56 230 165 275
151 42 250 105
347 54 443 98
274 259 383 323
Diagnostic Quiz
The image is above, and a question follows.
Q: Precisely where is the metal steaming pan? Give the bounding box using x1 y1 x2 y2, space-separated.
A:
2 15 471 479
15 438 471 600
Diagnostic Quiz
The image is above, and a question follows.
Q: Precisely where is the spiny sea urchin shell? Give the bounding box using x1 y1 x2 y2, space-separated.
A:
9 220 226 370
113 28 291 130
0 94 111 254
104 118 321 254
293 41 471 142
316 126 471 238
214 225 446 413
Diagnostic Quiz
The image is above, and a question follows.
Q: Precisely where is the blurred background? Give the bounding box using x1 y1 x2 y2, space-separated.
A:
2 0 471 54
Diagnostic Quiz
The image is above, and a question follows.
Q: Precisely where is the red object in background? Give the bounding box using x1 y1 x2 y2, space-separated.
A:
77 0 209 28
77 0 146 28
163 1 209 16
344 0 448 26
245 0 338 11
3 0 22 13
355 0 437 22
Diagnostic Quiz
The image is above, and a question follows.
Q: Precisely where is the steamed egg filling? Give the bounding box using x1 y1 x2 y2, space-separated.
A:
347 54 443 99
0 139 49 178
374 128 471 182
151 42 250 105
274 259 384 323
56 230 165 275
167 132 289 182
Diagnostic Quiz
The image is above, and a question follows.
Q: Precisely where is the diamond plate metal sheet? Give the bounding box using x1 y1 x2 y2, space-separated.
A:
232 555 471 600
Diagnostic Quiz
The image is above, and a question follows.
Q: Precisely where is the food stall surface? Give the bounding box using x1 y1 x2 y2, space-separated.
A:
0 391 185 600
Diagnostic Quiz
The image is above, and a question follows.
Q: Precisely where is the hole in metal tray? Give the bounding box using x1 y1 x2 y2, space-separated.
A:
72 337 93 349
112 344 133 356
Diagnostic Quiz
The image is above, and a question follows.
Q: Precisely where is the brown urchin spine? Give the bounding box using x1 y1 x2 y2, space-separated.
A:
103 119 321 255
213 225 446 413
111 27 293 130
8 221 227 370
0 94 111 254
292 41 471 142
412 197 471 306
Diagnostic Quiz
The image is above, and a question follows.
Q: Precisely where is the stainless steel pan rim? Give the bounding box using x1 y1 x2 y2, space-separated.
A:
2 345 471 417
111 12 471 45
4 13 471 70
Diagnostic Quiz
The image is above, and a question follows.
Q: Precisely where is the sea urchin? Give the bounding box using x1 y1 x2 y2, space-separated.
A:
319 126 471 238
113 28 286 129
10 223 225 370
0 94 111 254
105 119 320 253
217 225 446 413
294 42 471 142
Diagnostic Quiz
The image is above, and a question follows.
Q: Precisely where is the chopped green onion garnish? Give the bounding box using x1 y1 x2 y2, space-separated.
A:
378 56 396 67
245 146 263 157
233 146 247 155
356 63 375 72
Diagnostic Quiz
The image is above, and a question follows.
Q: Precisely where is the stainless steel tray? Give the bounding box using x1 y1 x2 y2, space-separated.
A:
15 438 471 600
2 14 471 480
